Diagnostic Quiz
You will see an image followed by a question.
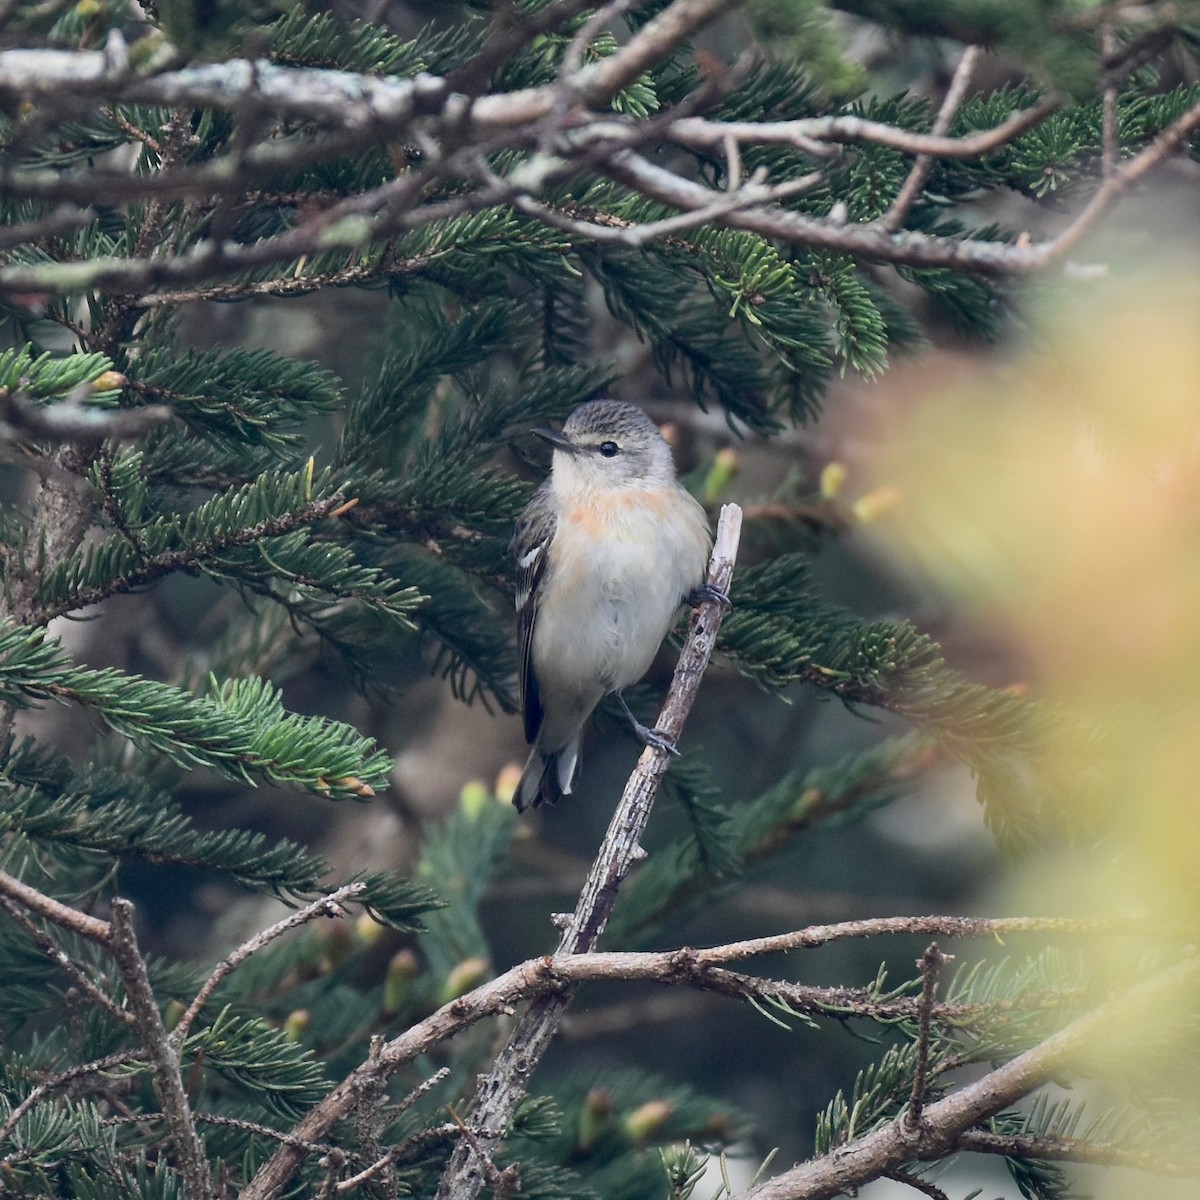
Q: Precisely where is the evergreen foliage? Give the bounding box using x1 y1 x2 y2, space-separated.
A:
0 0 1197 1197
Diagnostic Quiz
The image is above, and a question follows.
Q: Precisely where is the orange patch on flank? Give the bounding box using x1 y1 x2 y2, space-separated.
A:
564 489 676 534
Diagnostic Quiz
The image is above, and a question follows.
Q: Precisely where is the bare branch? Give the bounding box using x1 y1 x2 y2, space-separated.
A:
0 387 173 444
510 169 824 247
880 45 982 231
956 1129 1200 1176
573 0 737 107
884 1168 950 1200
0 204 96 248
668 93 1060 159
0 893 131 1026
604 87 1200 274
0 1048 146 1153
238 903 1155 1200
687 913 1138 964
0 868 113 944
904 943 949 1133
108 899 214 1200
169 882 367 1050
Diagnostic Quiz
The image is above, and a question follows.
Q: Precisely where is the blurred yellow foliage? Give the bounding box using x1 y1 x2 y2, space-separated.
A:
876 276 1200 1196
881 276 1200 924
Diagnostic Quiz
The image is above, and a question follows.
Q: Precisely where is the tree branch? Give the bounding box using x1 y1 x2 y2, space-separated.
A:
903 943 948 1133
0 867 112 944
31 496 348 625
955 1128 1200 1176
732 955 1200 1200
3 37 1196 296
169 882 367 1050
0 1048 148 1155
108 898 213 1200
880 45 982 231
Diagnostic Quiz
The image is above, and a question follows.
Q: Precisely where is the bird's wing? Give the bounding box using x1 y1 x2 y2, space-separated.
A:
512 488 556 745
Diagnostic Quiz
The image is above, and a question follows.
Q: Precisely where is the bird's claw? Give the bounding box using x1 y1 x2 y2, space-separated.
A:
686 582 732 610
634 722 680 756
615 692 680 755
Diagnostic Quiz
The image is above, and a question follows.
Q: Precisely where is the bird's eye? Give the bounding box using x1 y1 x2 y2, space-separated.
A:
598 441 620 458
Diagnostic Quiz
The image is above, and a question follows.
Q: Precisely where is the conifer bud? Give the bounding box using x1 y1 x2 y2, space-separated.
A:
91 370 126 393
576 1087 613 1153
820 461 847 500
283 1009 310 1042
383 948 420 1016
321 920 355 970
623 1099 674 1143
703 448 740 504
459 778 490 819
852 485 901 524
355 911 386 947
437 956 489 1005
494 763 522 806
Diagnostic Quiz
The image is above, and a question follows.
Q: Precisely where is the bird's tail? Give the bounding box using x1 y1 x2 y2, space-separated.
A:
514 736 581 812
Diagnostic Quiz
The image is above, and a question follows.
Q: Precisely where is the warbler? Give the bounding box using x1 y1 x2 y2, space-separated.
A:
512 399 712 812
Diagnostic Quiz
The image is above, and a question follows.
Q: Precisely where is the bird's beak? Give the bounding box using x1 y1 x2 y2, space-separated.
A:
532 427 578 454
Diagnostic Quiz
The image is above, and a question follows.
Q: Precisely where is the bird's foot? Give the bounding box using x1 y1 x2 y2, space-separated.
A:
686 582 732 610
615 692 680 756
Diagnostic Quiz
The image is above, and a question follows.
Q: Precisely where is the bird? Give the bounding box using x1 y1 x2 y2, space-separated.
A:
511 399 712 812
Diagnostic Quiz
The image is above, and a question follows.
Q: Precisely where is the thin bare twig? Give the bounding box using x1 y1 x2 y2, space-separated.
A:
510 170 824 247
904 943 949 1133
0 893 131 1025
0 387 173 444
884 1168 950 1200
239 906 1147 1200
109 899 213 1200
603 89 1200 274
169 882 367 1049
668 93 1060 160
0 1048 146 1152
881 45 982 231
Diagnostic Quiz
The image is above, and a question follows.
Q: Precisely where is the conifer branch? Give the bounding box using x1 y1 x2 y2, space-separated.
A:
733 955 1200 1200
0 867 113 944
3 33 1198 297
0 892 131 1025
904 944 949 1134
0 1048 148 1154
243 907 1150 1199
0 388 173 443
32 496 346 623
